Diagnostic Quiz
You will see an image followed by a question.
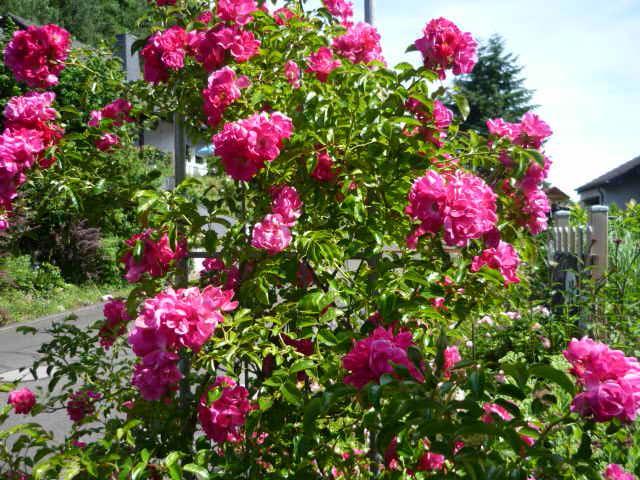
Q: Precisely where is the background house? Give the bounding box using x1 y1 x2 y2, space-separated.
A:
577 155 640 207
115 33 208 182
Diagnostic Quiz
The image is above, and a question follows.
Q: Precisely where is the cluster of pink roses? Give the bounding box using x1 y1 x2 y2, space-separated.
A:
332 22 384 65
128 286 238 400
0 91 63 230
87 98 134 151
405 169 498 248
4 24 71 88
119 229 186 283
198 376 252 443
404 98 453 147
414 17 477 80
252 185 302 254
323 0 354 24
212 111 293 180
142 0 261 84
471 240 521 285
7 387 36 415
564 337 640 423
487 113 552 150
98 299 132 349
488 112 553 234
342 327 424 389
202 67 249 127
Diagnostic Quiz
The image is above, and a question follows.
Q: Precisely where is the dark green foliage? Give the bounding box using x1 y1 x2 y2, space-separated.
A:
453 35 536 133
1 0 148 46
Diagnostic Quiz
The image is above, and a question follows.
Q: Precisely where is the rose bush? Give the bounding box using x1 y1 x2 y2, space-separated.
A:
1 1 640 479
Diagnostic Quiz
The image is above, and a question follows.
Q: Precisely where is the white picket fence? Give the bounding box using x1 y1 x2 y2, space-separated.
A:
548 206 609 280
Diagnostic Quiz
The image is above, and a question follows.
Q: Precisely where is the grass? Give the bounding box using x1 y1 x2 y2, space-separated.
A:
0 282 131 325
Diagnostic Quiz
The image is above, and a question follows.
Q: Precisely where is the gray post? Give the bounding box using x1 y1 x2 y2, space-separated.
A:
364 0 374 24
174 113 188 286
174 113 186 187
589 205 609 281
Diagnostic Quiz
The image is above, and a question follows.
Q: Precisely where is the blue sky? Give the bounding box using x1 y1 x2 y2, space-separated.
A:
336 0 640 197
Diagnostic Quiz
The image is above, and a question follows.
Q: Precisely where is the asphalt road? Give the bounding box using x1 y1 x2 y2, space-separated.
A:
0 303 105 443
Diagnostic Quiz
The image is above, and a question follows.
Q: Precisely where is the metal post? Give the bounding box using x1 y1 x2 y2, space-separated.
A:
174 113 186 187
364 0 374 24
174 113 188 286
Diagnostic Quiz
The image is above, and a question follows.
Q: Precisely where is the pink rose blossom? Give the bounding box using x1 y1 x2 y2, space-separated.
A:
212 111 293 181
95 133 120 151
201 257 240 290
273 7 296 25
251 214 292 254
198 376 252 443
416 451 446 472
486 113 551 150
306 47 341 82
604 464 636 480
8 387 36 414
283 335 314 356
323 0 354 23
130 286 238 354
213 26 261 63
520 187 550 235
406 170 497 248
284 60 301 88
443 346 462 378
471 240 521 285
187 28 225 72
414 18 477 80
482 402 514 423
140 26 187 83
311 151 338 181
564 337 640 423
4 91 57 127
3 92 63 149
66 390 101 423
131 350 182 401
342 327 424 389
4 24 71 87
202 66 249 127
270 185 303 226
217 0 258 26
98 299 131 349
514 112 552 149
332 22 384 65
88 98 133 127
120 229 187 283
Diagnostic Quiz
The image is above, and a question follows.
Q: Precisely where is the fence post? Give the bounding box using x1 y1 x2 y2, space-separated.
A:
589 206 609 281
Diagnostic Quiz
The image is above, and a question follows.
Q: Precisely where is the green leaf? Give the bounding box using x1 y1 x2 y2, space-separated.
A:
59 460 81 480
164 452 183 480
290 358 315 373
183 464 210 480
528 364 575 395
131 461 148 480
280 381 303 406
454 94 471 121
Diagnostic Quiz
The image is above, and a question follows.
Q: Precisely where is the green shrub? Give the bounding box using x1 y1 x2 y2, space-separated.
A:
0 255 66 292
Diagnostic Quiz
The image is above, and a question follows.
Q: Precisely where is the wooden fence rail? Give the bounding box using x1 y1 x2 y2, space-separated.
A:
548 205 609 281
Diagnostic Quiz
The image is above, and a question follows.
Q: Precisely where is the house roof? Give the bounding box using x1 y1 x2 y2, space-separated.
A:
576 155 640 193
545 186 571 203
